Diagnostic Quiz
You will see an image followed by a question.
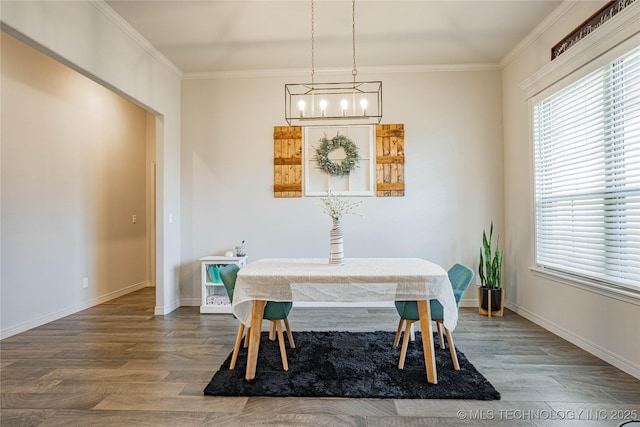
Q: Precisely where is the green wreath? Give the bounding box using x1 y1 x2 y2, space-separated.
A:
315 134 360 176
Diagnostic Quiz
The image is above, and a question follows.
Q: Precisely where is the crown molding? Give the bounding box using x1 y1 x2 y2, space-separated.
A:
90 0 183 78
182 63 500 80
500 1 578 69
183 68 313 80
364 63 500 73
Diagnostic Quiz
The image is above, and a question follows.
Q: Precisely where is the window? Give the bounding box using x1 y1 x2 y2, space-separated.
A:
533 46 640 290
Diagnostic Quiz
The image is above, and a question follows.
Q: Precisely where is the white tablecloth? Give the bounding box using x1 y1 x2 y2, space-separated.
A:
233 258 458 331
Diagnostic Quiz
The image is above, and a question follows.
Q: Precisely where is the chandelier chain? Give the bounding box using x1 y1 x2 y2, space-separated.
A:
311 0 315 84
352 0 357 81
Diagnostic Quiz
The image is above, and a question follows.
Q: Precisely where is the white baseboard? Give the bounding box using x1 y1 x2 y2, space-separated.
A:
1 280 149 339
506 300 640 380
459 299 478 308
177 298 201 307
154 297 182 315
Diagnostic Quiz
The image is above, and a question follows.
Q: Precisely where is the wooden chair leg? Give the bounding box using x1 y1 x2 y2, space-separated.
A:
230 323 245 370
283 318 295 348
398 320 415 369
436 321 445 349
269 321 276 341
243 326 251 348
275 320 289 371
444 326 460 370
393 318 404 347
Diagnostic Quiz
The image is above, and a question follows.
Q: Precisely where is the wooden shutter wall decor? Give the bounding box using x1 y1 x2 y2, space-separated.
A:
273 124 405 198
273 126 302 198
375 124 405 197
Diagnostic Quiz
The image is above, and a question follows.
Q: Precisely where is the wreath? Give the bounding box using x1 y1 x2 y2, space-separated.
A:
315 134 360 176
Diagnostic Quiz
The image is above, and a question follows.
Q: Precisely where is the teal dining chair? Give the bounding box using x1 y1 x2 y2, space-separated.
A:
393 263 474 371
219 264 295 371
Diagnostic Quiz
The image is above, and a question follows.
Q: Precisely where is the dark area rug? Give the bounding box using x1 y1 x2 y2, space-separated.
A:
204 330 500 400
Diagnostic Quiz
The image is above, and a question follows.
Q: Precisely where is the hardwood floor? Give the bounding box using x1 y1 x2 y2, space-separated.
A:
1 287 638 426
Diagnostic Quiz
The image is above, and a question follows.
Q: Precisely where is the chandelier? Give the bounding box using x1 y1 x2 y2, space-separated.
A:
285 0 382 126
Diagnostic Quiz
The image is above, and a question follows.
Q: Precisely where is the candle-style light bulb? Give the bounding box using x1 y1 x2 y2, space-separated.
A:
341 99 349 116
360 98 368 116
297 100 306 118
319 99 328 117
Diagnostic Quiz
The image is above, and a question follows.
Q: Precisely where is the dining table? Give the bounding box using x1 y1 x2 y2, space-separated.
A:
232 257 458 384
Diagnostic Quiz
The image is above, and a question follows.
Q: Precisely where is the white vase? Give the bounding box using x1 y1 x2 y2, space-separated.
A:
329 219 345 265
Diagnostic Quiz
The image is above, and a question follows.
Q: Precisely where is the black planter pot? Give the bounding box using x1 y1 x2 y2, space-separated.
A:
480 288 503 311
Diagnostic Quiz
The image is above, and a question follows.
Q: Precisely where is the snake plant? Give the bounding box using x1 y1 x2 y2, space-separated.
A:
478 222 502 290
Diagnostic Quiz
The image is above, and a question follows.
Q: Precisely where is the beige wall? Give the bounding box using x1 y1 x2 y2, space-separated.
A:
502 3 640 378
1 32 150 335
1 0 183 318
180 69 504 305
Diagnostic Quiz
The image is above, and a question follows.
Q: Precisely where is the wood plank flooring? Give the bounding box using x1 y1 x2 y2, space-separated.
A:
1 287 639 426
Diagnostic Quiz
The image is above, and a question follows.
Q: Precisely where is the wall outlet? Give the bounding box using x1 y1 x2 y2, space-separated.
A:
83 277 89 289
132 214 137 224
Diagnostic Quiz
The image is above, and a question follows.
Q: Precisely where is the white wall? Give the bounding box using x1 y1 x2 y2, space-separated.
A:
502 2 640 378
0 0 182 326
180 69 504 305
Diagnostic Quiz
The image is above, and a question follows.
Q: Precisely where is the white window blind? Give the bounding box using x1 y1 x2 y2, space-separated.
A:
533 45 640 290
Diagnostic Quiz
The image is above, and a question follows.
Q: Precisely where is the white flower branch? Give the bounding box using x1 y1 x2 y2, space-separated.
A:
320 191 363 221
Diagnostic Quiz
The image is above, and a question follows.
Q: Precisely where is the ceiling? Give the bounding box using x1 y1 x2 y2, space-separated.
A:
106 0 566 75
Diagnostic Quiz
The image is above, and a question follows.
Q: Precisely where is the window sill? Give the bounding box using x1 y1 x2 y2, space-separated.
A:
529 267 640 306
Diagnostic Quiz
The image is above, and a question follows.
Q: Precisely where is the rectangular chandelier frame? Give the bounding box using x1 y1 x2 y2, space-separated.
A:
285 81 382 126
